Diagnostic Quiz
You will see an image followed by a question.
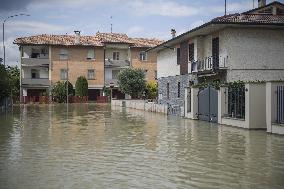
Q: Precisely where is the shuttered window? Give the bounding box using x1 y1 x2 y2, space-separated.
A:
87 49 95 59
177 48 180 65
188 43 194 62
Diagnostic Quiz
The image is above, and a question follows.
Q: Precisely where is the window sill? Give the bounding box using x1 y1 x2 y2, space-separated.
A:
86 58 96 61
87 78 96 80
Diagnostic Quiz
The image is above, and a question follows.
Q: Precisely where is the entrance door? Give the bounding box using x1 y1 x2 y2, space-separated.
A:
198 87 218 122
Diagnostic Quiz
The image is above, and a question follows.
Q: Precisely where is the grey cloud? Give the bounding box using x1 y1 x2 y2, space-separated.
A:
0 0 35 11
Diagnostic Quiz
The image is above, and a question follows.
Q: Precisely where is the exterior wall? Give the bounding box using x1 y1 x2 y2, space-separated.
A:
105 47 129 61
218 83 266 129
184 87 198 119
180 41 189 75
50 46 104 88
111 100 168 114
131 48 157 82
157 48 179 78
266 81 284 135
158 74 192 114
22 66 49 79
223 28 284 82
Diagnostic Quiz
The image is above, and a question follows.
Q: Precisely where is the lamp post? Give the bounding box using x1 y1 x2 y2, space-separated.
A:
2 13 30 66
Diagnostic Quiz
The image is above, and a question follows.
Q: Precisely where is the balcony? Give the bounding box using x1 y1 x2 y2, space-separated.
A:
105 59 130 68
22 78 50 86
191 56 228 74
22 57 49 67
105 79 118 87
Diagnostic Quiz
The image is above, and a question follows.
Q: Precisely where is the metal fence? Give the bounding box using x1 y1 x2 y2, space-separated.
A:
226 85 245 119
276 86 284 124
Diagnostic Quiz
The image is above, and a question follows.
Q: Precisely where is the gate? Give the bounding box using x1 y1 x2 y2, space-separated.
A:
276 86 284 124
198 87 218 122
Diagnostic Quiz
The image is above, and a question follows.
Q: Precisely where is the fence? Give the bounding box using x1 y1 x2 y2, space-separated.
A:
276 86 284 124
225 85 245 119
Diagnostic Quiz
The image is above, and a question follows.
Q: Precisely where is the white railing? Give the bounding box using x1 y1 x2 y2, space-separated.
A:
191 55 228 73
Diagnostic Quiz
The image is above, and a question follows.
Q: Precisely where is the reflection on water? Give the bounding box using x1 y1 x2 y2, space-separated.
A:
0 104 284 189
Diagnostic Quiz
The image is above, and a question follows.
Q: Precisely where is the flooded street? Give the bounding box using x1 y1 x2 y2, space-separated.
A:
0 104 284 189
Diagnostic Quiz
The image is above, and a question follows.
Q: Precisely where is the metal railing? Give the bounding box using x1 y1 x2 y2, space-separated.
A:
191 55 228 73
225 85 245 119
276 86 284 124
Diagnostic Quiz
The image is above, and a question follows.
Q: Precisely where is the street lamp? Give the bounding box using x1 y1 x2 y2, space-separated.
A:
2 13 30 66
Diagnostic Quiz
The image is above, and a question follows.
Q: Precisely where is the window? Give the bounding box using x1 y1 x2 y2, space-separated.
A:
177 82 181 98
212 37 219 68
176 48 180 65
59 49 68 60
139 51 147 61
60 69 67 80
31 69 39 79
188 43 194 62
112 70 120 79
167 83 170 99
87 49 95 59
155 70 157 79
87 69 95 80
113 52 120 60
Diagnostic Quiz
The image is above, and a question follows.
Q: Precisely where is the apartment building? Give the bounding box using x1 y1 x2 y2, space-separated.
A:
14 32 162 101
149 0 284 122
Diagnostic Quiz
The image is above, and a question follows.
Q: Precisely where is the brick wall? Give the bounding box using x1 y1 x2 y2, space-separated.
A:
50 46 104 87
131 47 157 82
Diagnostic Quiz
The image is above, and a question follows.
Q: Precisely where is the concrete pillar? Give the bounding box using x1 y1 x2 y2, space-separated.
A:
218 87 227 124
266 82 272 133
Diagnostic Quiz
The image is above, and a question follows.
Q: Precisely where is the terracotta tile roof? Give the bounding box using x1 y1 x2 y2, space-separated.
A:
14 34 103 46
130 37 164 48
14 32 163 48
95 32 133 44
212 14 284 24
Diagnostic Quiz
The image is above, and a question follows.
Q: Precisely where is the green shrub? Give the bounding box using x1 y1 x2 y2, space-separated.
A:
75 76 88 97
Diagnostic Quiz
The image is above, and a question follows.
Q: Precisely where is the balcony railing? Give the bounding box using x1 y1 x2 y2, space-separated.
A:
22 57 49 67
105 59 130 67
191 56 228 74
105 79 118 86
22 78 50 86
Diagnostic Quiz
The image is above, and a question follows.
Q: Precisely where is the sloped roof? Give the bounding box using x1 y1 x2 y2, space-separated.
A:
96 32 133 44
148 1 284 52
14 34 103 46
212 13 284 24
130 38 163 48
14 32 163 48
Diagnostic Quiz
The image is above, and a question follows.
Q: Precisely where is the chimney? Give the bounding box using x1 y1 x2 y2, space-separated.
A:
171 29 176 38
74 30 81 44
258 0 266 8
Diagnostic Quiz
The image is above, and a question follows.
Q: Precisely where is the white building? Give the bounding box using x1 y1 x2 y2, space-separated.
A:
149 1 284 133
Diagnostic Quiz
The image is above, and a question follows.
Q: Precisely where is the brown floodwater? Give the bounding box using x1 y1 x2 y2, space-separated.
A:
0 104 284 189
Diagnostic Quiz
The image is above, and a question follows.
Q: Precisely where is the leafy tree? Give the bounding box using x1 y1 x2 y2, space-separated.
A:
75 76 88 97
0 64 9 101
7 66 20 99
145 81 158 99
52 81 73 103
117 68 146 99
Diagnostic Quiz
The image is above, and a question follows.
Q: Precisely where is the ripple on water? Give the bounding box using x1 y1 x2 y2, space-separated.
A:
0 104 283 189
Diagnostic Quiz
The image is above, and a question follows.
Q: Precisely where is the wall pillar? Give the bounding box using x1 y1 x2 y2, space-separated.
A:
218 87 227 124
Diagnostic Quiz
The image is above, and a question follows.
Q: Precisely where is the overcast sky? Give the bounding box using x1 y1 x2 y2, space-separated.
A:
0 0 283 66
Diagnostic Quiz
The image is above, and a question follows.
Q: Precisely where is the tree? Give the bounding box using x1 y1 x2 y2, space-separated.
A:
75 76 88 97
145 81 158 99
7 66 20 99
0 64 9 102
117 68 146 99
52 81 73 103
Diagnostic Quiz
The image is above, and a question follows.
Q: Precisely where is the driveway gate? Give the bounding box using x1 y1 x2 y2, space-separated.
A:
198 87 218 122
